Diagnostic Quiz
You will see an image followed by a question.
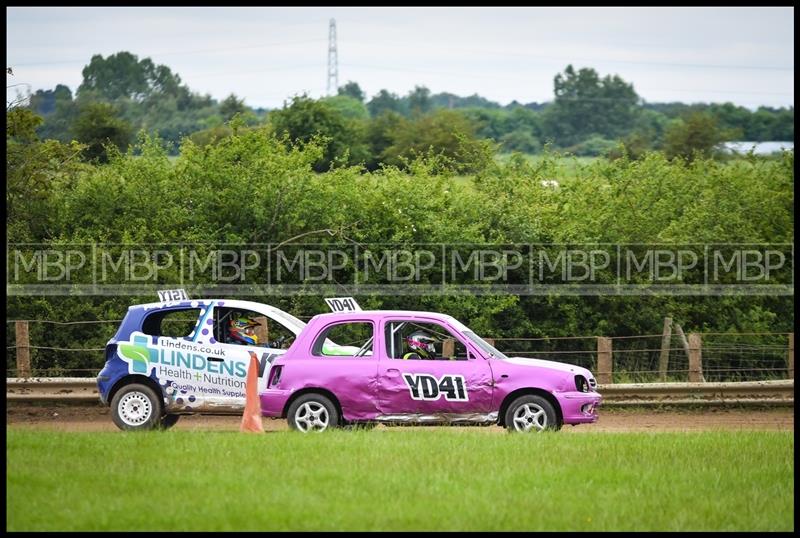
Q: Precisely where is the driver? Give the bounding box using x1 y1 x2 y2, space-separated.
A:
228 315 262 346
402 330 438 360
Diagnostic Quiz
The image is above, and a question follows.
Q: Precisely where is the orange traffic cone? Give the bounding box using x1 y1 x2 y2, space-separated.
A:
240 351 264 433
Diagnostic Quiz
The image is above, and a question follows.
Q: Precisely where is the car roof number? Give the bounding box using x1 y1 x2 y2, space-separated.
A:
157 288 190 302
324 297 361 312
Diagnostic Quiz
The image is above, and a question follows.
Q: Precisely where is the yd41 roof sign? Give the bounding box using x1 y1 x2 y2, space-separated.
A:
325 297 361 312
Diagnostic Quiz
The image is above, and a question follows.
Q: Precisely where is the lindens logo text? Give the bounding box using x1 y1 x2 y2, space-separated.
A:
117 332 248 379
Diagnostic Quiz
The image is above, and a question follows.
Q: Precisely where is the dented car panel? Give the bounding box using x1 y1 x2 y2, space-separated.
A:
264 356 382 421
260 310 602 428
376 352 494 416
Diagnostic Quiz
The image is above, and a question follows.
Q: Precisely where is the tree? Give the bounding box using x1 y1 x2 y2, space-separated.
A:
499 130 541 153
430 92 501 109
269 94 368 171
662 111 731 161
71 102 133 162
219 93 248 122
543 65 640 146
380 109 485 172
7 106 42 142
407 85 432 116
7 108 85 241
78 51 182 102
365 110 405 170
29 84 72 116
321 95 370 120
27 84 78 142
367 89 404 117
337 81 365 102
605 108 670 160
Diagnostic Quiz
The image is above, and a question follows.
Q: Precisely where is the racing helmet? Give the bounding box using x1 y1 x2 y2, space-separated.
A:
405 331 437 359
229 316 261 345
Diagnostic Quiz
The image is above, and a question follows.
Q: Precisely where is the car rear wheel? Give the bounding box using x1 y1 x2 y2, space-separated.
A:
287 393 339 433
111 383 163 431
504 394 559 433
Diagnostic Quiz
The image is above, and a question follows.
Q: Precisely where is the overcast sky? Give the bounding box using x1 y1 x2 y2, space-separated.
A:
6 6 795 110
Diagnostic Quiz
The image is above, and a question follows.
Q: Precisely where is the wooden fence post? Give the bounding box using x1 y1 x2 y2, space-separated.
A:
597 336 612 385
658 317 673 381
484 338 495 347
15 320 31 378
788 333 794 380
688 332 704 383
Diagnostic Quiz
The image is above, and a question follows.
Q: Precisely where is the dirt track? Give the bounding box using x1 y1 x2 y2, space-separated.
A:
6 403 794 433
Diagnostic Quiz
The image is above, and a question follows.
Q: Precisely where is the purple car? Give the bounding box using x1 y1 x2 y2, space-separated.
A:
260 310 601 433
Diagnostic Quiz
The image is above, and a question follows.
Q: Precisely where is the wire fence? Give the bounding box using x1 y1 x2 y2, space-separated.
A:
5 319 794 382
490 332 792 383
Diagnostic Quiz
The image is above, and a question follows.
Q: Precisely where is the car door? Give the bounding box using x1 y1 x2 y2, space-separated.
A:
150 301 253 413
199 302 295 410
376 318 494 421
301 319 381 420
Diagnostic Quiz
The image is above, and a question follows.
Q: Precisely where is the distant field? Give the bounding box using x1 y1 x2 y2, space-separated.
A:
6 429 793 531
494 152 598 168
452 153 599 188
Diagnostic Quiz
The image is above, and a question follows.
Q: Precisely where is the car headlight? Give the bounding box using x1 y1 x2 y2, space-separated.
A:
574 375 590 393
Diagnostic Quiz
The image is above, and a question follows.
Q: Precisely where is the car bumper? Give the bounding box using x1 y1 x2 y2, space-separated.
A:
259 388 293 418
96 365 114 406
559 391 602 424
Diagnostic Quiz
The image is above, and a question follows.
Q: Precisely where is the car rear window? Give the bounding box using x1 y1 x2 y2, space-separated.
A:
312 321 374 357
141 308 200 338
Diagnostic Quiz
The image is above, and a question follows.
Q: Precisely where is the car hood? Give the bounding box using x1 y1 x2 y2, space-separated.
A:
501 356 595 380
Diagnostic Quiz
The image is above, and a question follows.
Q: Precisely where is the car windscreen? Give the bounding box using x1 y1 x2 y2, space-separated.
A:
463 330 509 360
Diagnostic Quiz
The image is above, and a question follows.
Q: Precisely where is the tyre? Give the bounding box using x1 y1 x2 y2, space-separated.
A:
504 394 560 433
287 393 339 433
110 383 163 431
159 414 181 430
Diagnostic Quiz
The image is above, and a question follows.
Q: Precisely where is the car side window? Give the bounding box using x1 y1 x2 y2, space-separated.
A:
385 320 469 361
213 307 295 348
312 322 374 357
142 308 201 338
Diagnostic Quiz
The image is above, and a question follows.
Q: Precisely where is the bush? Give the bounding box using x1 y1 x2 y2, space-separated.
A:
6 116 794 373
499 129 541 153
566 135 617 156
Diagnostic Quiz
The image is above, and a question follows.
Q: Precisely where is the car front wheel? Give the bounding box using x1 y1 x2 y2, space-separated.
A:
110 383 163 431
287 393 339 433
504 394 560 433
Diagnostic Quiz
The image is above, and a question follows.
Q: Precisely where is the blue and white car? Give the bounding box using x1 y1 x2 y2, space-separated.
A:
96 295 354 431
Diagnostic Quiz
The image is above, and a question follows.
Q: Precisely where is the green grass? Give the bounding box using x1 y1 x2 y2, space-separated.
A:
6 428 793 531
